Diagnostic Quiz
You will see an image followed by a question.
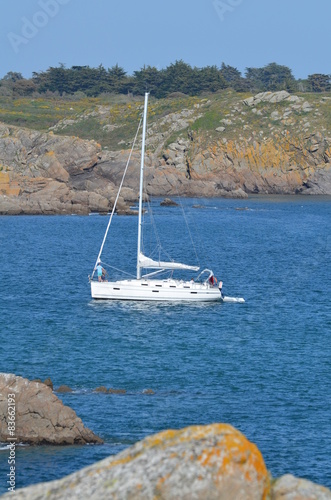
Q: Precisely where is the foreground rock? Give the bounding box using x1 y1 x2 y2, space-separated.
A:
4 423 270 499
0 374 102 445
271 474 331 499
2 420 330 499
4 422 331 499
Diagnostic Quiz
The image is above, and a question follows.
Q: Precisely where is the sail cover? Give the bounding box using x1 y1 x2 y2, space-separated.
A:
139 253 199 271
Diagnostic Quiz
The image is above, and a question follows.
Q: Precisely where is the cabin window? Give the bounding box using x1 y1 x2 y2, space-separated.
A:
190 292 197 294
113 288 120 290
152 290 159 293
141 283 148 286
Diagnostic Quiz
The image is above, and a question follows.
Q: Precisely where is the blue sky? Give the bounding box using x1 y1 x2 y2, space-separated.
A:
1 0 330 79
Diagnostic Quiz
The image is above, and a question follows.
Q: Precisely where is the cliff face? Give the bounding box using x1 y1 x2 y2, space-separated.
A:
0 123 137 214
0 91 330 214
148 90 331 197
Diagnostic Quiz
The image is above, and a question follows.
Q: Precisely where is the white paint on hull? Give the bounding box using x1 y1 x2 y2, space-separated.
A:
91 279 222 302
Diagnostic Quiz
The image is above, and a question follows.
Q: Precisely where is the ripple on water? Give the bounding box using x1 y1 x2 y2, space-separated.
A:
0 197 330 491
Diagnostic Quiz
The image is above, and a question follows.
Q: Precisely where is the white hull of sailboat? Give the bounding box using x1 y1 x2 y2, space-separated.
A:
90 93 244 304
91 279 222 302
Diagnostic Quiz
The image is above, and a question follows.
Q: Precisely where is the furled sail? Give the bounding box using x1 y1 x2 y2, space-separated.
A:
139 253 199 272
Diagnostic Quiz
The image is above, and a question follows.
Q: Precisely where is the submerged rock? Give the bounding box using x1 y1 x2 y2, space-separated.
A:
56 384 73 393
95 386 108 393
43 377 53 390
0 374 102 445
142 388 155 395
160 197 179 206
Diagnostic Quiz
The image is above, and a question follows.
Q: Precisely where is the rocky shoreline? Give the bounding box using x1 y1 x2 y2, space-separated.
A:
0 91 330 215
1 374 331 498
0 374 102 445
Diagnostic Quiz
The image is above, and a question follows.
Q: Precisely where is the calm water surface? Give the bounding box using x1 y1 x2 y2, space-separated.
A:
0 196 330 493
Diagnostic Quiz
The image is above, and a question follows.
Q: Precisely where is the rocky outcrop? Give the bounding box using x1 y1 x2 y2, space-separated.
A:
0 90 330 214
243 90 292 106
4 423 331 499
183 131 331 196
271 474 331 499
298 167 331 194
145 94 330 197
0 123 137 215
0 374 102 445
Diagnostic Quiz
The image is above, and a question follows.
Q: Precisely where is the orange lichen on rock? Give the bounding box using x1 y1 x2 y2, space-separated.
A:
195 424 268 483
0 171 21 196
143 429 178 449
2 422 301 499
99 423 271 499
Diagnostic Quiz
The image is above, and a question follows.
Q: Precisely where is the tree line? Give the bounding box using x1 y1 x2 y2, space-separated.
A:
1 61 330 98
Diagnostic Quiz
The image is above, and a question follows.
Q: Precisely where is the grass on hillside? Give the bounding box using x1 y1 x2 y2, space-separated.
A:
0 91 330 151
0 96 97 130
0 94 202 150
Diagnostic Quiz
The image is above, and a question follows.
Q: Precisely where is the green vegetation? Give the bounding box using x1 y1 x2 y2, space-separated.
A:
0 95 96 130
191 109 222 132
0 88 330 153
1 61 330 100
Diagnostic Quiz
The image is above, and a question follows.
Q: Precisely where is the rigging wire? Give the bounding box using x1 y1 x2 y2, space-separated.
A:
142 174 176 264
91 116 143 279
141 119 163 260
140 118 194 267
183 200 213 270
140 140 200 269
99 262 136 279
144 197 162 256
174 182 201 269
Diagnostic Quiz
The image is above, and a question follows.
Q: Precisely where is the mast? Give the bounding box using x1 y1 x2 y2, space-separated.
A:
137 92 149 279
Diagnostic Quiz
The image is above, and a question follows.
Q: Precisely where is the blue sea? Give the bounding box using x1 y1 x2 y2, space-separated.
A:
0 196 330 494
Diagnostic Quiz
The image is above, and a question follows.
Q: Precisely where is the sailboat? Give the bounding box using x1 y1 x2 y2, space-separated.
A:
90 93 244 302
